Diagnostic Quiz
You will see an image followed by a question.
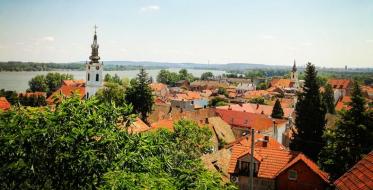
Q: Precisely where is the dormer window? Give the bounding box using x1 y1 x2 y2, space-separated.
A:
288 169 298 180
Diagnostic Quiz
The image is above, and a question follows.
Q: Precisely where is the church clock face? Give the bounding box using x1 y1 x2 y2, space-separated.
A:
96 66 100 70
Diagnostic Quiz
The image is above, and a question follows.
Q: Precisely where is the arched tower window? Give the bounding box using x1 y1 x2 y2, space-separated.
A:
86 92 89 98
88 73 90 81
96 74 99 81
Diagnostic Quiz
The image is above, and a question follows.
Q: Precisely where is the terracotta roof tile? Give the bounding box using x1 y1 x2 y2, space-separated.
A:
217 103 294 118
215 109 288 131
335 151 373 190
0 97 11 111
150 119 174 131
127 117 150 134
19 92 47 98
244 90 269 99
150 83 168 92
271 79 295 88
328 79 352 89
47 85 85 104
62 80 85 87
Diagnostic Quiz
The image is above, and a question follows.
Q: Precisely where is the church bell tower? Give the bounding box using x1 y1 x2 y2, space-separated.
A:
290 60 299 89
86 25 103 98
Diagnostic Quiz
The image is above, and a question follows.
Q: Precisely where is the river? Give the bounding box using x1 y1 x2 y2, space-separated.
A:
0 69 226 92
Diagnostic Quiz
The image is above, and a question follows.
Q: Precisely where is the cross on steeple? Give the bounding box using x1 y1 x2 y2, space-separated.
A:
94 25 98 34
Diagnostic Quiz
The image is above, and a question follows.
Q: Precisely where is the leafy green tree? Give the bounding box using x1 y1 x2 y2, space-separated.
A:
271 99 284 119
209 97 228 107
0 96 133 189
322 83 335 114
217 87 228 97
28 75 48 92
257 82 267 90
248 97 267 105
0 89 19 105
156 69 180 86
290 62 326 162
104 73 122 85
28 73 73 95
319 81 373 180
96 82 126 107
178 69 194 82
201 72 214 80
125 68 154 122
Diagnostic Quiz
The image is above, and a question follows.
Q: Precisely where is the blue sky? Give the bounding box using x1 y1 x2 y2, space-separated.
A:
0 0 372 67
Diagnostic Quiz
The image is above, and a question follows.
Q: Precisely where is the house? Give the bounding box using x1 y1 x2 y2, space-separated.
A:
47 80 86 104
215 109 288 145
335 96 351 111
150 83 169 98
244 90 270 100
0 97 11 111
334 151 373 190
170 91 208 111
236 83 256 95
361 85 373 99
327 79 353 103
175 80 190 89
270 79 295 89
216 103 295 118
127 118 150 134
190 80 229 91
228 139 330 190
208 117 236 147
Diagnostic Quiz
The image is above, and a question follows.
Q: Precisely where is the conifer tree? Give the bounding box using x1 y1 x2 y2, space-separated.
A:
319 81 373 180
322 83 335 114
290 62 326 161
271 99 284 119
125 68 154 122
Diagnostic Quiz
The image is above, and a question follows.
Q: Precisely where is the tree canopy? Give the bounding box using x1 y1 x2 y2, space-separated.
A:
319 81 373 180
28 73 74 95
156 69 195 86
322 83 335 114
290 62 326 162
0 96 235 189
125 68 154 122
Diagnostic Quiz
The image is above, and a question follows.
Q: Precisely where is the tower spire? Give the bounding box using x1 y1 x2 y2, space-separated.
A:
89 25 100 64
292 59 297 72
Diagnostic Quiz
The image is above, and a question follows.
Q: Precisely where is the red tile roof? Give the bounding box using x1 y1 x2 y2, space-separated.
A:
270 79 295 88
173 91 202 100
0 97 11 111
244 90 269 99
277 153 330 183
334 151 373 190
228 133 285 150
215 109 287 131
47 85 86 104
127 117 150 134
150 83 167 92
150 119 174 131
62 80 85 87
328 79 352 89
336 96 351 111
228 145 297 179
217 103 294 118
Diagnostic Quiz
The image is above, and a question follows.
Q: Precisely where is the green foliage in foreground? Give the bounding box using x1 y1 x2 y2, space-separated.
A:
0 96 234 189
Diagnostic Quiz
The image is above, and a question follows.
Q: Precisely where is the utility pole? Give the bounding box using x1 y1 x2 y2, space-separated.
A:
249 128 255 190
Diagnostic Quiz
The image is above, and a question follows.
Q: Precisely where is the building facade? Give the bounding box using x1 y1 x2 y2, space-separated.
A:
86 26 103 98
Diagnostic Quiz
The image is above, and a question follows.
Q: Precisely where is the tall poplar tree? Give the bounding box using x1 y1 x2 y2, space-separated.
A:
290 62 326 161
125 68 154 122
319 81 373 180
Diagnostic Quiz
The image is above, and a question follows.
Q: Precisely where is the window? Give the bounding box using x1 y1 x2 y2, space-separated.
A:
86 92 89 98
96 74 99 81
88 73 90 81
288 169 297 180
96 66 100 70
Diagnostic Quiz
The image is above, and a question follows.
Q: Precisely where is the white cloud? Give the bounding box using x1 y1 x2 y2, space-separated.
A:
42 36 55 42
140 5 160 12
366 39 373 43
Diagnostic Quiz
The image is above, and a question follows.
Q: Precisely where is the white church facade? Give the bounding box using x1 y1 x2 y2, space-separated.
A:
86 26 103 98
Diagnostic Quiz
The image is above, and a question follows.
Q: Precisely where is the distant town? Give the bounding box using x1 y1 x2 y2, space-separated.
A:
1 25 372 190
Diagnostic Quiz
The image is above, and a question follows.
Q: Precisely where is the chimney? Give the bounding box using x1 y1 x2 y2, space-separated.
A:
263 136 269 147
239 103 243 107
256 104 259 109
228 105 232 110
205 117 209 124
273 121 278 141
